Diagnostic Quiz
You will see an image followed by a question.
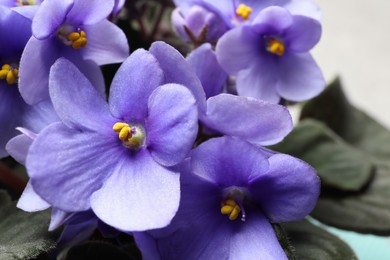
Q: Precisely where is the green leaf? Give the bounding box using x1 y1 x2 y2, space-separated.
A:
283 219 357 260
271 119 374 191
297 78 390 235
0 189 58 259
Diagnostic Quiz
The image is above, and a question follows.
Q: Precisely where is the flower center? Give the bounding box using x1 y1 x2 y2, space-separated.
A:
265 38 285 56
16 0 36 6
112 122 146 150
0 64 18 85
57 24 88 49
236 4 252 21
220 187 247 221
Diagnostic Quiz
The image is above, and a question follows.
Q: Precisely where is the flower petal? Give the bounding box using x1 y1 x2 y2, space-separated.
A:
202 94 292 145
49 58 114 132
149 41 207 114
27 122 119 212
82 20 129 65
21 100 59 133
236 61 280 104
0 86 23 158
91 150 180 231
191 137 269 187
49 208 71 231
216 25 260 74
66 0 114 25
250 153 320 222
284 0 322 21
32 0 73 40
252 6 293 35
187 43 227 99
19 37 59 104
5 133 32 165
109 49 164 122
146 83 198 167
17 181 50 212
285 15 321 53
276 52 325 102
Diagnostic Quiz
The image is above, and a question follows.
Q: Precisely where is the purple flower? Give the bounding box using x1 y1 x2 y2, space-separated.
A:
0 6 33 157
19 0 129 104
26 42 199 232
186 43 293 146
172 0 322 42
216 6 325 103
137 136 320 259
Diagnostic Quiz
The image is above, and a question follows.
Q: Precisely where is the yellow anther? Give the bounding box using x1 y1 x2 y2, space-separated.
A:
16 0 36 6
0 64 18 85
67 30 88 49
112 122 146 150
266 39 285 56
221 199 241 221
236 4 252 21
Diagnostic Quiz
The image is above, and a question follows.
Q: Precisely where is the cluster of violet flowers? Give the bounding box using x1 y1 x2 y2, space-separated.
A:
1 0 325 258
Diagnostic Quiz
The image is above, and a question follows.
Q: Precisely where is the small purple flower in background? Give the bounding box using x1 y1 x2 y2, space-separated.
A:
136 136 320 259
172 0 322 43
26 42 199 232
216 6 325 103
18 0 129 104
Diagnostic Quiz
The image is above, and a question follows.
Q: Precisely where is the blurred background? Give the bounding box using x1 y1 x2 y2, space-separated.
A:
312 0 390 258
313 0 390 129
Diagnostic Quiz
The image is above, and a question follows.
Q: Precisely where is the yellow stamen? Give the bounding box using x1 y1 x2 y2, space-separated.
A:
266 39 285 56
112 122 145 150
67 30 88 49
0 64 18 85
236 4 252 21
16 0 36 6
221 199 241 221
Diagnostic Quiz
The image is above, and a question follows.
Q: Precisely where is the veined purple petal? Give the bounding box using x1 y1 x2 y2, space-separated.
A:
236 62 280 103
5 133 32 164
191 136 269 187
27 122 119 212
91 150 180 231
49 58 115 132
187 43 227 99
285 15 321 53
49 209 71 231
250 153 320 222
17 181 50 212
149 41 207 114
146 83 198 167
276 52 325 102
19 37 59 104
21 100 59 133
82 20 129 65
202 94 292 145
109 49 164 122
32 0 73 40
66 0 114 25
216 25 260 74
11 5 40 20
0 6 31 57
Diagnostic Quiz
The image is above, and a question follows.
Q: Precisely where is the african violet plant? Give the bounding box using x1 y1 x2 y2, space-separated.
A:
0 0 388 259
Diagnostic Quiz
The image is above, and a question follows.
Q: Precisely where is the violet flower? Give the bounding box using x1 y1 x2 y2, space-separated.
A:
136 136 320 259
26 42 199 232
18 0 129 104
216 6 325 103
0 5 32 157
172 0 321 43
186 43 293 146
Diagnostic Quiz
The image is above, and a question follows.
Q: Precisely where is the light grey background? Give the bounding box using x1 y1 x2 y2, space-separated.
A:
312 0 390 128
